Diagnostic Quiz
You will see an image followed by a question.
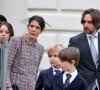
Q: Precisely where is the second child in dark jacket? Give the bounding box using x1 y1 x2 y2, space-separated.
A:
35 44 64 90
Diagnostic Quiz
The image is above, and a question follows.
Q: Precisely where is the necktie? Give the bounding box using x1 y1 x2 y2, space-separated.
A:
55 70 61 75
89 36 98 66
64 73 72 87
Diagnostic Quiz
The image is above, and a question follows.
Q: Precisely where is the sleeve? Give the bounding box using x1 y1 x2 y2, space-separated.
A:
6 37 19 87
35 72 43 90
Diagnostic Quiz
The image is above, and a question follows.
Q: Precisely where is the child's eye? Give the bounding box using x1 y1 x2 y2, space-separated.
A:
54 55 58 58
5 31 10 34
48 55 52 58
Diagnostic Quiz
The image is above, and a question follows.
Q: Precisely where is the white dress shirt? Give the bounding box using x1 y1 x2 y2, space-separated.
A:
63 70 78 84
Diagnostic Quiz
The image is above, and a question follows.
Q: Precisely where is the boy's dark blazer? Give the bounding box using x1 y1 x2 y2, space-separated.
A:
52 72 88 90
35 67 54 90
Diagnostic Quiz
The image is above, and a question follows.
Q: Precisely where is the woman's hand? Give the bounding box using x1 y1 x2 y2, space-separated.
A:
6 87 13 90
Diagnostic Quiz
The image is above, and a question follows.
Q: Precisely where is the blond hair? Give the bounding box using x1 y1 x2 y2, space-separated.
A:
48 44 64 56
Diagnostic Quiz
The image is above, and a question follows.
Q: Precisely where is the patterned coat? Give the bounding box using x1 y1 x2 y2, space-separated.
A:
6 34 44 90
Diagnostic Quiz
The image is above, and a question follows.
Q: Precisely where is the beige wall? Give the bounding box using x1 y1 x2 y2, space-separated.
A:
0 0 27 36
0 0 100 70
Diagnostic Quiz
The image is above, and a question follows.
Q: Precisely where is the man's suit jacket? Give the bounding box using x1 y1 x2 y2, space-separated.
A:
68 32 100 88
35 67 54 90
53 72 88 90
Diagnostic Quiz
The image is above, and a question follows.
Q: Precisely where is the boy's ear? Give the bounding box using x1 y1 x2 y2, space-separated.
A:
71 60 75 65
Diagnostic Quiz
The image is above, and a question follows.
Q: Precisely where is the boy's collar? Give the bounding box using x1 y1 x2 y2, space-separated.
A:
64 69 78 76
52 67 62 71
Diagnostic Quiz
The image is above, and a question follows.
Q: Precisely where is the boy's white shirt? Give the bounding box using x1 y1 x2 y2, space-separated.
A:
63 69 78 84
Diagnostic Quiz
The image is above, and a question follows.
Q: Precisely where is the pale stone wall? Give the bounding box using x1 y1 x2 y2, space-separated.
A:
0 0 100 71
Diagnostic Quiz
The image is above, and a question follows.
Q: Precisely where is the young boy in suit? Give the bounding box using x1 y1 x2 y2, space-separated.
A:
35 44 64 90
53 47 88 90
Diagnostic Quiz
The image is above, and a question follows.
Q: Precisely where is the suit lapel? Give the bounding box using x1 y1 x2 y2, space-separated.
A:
78 32 95 66
47 67 54 84
97 32 100 68
56 72 64 89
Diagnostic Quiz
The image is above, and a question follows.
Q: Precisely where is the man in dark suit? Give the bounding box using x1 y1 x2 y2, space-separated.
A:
68 8 100 90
